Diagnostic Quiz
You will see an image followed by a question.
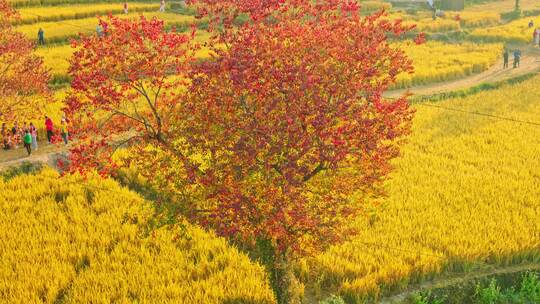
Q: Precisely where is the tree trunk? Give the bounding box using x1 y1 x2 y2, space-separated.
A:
515 0 520 11
272 252 303 304
255 239 303 304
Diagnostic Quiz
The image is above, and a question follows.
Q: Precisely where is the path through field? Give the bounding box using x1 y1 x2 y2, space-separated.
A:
386 45 540 98
0 143 66 170
380 263 540 303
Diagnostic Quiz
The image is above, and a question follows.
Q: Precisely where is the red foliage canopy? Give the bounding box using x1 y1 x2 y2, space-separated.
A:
177 5 415 254
67 1 416 258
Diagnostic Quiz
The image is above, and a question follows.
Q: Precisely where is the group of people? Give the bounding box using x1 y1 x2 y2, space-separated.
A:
1 116 70 156
503 48 521 69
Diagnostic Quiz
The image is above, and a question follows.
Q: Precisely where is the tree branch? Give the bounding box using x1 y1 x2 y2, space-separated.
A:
303 162 326 182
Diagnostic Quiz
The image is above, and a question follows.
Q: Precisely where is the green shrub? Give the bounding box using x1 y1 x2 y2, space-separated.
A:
474 272 540 303
0 162 43 181
320 294 346 304
475 279 503 304
517 271 540 302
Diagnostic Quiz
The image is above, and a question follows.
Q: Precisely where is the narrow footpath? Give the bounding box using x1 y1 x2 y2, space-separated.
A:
380 263 540 303
386 45 540 98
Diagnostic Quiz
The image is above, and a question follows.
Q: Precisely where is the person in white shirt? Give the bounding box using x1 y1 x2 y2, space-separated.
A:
159 0 166 12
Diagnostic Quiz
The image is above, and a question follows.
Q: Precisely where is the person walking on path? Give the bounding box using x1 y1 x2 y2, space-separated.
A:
60 119 69 145
23 130 32 156
45 116 54 144
159 0 166 12
29 122 38 151
123 2 129 14
534 28 539 46
513 49 521 68
37 28 45 45
503 49 509 69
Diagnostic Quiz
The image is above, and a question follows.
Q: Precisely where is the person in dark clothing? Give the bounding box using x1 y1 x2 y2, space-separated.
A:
11 122 19 148
38 28 45 45
1 123 9 150
503 49 509 69
513 49 521 68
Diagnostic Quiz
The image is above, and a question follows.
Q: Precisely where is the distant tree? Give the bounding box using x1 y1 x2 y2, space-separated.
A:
67 2 418 302
0 0 49 120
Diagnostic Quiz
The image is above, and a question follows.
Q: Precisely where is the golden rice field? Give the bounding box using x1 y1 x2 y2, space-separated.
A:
454 11 501 28
0 169 275 303
17 12 202 44
470 16 540 43
31 36 502 89
390 11 500 34
394 41 503 89
359 0 392 14
12 2 160 25
8 0 137 7
305 75 540 302
18 1 508 89
36 31 213 84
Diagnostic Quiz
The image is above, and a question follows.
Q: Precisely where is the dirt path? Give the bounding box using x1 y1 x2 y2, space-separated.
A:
386 46 540 98
380 263 540 303
0 147 66 171
0 140 70 171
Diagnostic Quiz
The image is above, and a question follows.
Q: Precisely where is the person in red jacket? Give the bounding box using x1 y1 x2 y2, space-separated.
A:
45 116 54 144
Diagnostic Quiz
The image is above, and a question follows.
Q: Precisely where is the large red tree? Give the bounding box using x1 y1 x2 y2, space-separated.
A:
179 3 415 301
0 0 49 120
67 2 416 302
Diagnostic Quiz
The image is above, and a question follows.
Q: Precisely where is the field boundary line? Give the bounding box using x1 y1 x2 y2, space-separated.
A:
379 262 540 303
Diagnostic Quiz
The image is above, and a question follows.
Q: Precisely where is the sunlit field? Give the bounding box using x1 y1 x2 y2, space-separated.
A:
308 75 540 301
2 0 540 303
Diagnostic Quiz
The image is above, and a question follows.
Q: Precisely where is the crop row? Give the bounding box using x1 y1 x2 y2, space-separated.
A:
35 31 212 86
8 0 155 8
470 16 540 43
17 11 207 45
12 2 161 25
